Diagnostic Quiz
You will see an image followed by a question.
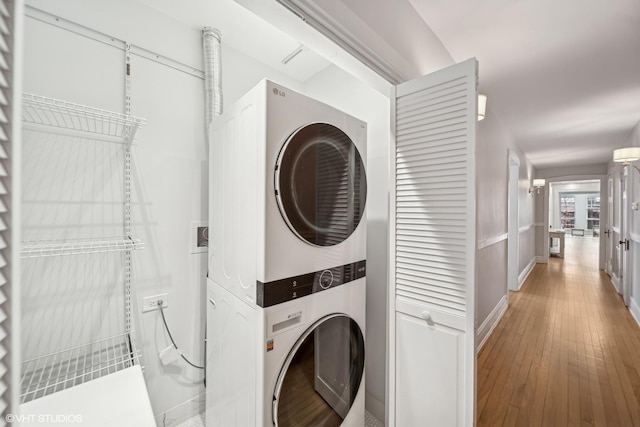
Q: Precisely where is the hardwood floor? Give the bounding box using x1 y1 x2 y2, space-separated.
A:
477 237 640 426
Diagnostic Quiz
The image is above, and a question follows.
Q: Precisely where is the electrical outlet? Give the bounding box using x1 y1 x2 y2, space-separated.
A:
143 293 168 313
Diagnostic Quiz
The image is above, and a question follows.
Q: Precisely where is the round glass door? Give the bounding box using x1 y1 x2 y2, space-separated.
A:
275 123 367 247
273 315 365 427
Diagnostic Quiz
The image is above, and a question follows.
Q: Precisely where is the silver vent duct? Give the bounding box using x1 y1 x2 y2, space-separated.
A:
202 27 223 128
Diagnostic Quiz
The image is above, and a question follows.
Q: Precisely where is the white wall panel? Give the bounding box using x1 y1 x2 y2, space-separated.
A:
518 228 535 277
476 241 507 326
395 312 462 426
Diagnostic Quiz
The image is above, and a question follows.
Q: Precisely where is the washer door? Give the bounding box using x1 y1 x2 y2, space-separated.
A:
275 123 367 247
273 315 365 427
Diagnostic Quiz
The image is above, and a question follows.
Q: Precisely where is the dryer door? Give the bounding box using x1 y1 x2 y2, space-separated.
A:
273 314 365 426
275 123 367 247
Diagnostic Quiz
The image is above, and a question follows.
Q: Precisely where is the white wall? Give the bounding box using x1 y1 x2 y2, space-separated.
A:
302 64 390 419
21 10 127 361
518 156 536 281
23 1 391 423
22 1 301 424
476 110 536 336
536 163 608 179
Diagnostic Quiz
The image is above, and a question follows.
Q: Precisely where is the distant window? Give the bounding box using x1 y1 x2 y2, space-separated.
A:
560 196 575 229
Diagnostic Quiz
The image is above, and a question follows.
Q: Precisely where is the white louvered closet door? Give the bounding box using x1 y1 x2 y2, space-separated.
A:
389 59 477 427
0 0 20 424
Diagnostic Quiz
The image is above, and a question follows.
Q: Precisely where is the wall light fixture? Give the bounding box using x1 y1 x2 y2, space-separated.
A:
613 147 640 173
478 94 487 121
529 178 545 195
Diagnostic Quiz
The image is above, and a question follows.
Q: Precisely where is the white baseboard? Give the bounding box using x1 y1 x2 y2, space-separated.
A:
630 298 640 329
535 256 546 264
477 295 508 352
518 257 536 290
365 391 385 423
155 393 205 427
610 274 621 294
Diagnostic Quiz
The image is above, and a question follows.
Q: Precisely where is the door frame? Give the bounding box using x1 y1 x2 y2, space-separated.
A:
543 174 607 269
620 167 630 305
507 150 520 293
605 174 614 276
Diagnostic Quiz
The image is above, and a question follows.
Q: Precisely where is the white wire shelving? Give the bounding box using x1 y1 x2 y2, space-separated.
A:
20 333 142 404
20 92 147 403
20 236 145 258
22 93 146 145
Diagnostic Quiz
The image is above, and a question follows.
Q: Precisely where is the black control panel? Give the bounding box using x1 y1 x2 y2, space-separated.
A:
256 260 366 308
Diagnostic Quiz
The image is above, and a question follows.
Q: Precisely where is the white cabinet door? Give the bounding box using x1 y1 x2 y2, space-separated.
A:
206 281 257 427
389 58 477 427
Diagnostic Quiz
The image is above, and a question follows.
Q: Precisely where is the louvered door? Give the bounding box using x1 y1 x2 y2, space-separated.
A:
0 0 19 423
389 59 477 427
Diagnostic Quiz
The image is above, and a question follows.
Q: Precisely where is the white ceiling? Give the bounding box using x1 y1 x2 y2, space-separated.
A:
135 0 331 82
129 0 640 169
408 0 640 169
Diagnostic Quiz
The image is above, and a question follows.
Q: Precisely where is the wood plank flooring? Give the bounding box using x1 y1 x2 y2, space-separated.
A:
277 335 343 427
477 237 640 426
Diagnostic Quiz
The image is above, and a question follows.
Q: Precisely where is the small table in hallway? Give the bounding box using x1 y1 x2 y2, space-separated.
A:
549 229 565 258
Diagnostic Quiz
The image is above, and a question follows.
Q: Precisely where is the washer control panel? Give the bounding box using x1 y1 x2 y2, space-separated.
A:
256 260 366 308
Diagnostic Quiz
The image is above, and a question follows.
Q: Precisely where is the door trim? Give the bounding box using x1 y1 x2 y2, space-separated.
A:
543 174 607 269
507 150 520 293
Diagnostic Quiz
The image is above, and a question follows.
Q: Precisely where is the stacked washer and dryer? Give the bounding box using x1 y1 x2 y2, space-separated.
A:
206 80 368 427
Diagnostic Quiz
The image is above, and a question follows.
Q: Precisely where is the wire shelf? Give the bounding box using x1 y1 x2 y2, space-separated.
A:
20 333 141 403
22 93 146 145
21 236 145 258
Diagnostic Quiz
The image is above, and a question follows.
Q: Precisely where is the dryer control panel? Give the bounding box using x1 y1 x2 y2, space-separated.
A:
256 260 366 308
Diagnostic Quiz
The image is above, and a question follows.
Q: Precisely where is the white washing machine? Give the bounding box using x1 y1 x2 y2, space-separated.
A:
208 79 367 307
206 80 367 426
206 277 366 426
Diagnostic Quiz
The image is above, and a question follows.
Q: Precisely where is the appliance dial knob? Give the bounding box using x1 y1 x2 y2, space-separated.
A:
319 270 334 289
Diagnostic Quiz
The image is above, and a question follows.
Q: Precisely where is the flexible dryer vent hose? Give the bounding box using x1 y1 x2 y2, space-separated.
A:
202 27 223 128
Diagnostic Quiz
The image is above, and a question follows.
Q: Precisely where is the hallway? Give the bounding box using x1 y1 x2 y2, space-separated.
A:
477 237 640 426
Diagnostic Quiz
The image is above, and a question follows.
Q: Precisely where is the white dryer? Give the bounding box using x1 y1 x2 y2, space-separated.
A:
206 276 366 427
208 79 367 307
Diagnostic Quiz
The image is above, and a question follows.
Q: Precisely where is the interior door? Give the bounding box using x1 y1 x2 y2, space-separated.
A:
621 167 630 305
389 58 477 427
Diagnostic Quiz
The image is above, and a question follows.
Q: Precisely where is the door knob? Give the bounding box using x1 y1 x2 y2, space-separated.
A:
421 310 434 325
